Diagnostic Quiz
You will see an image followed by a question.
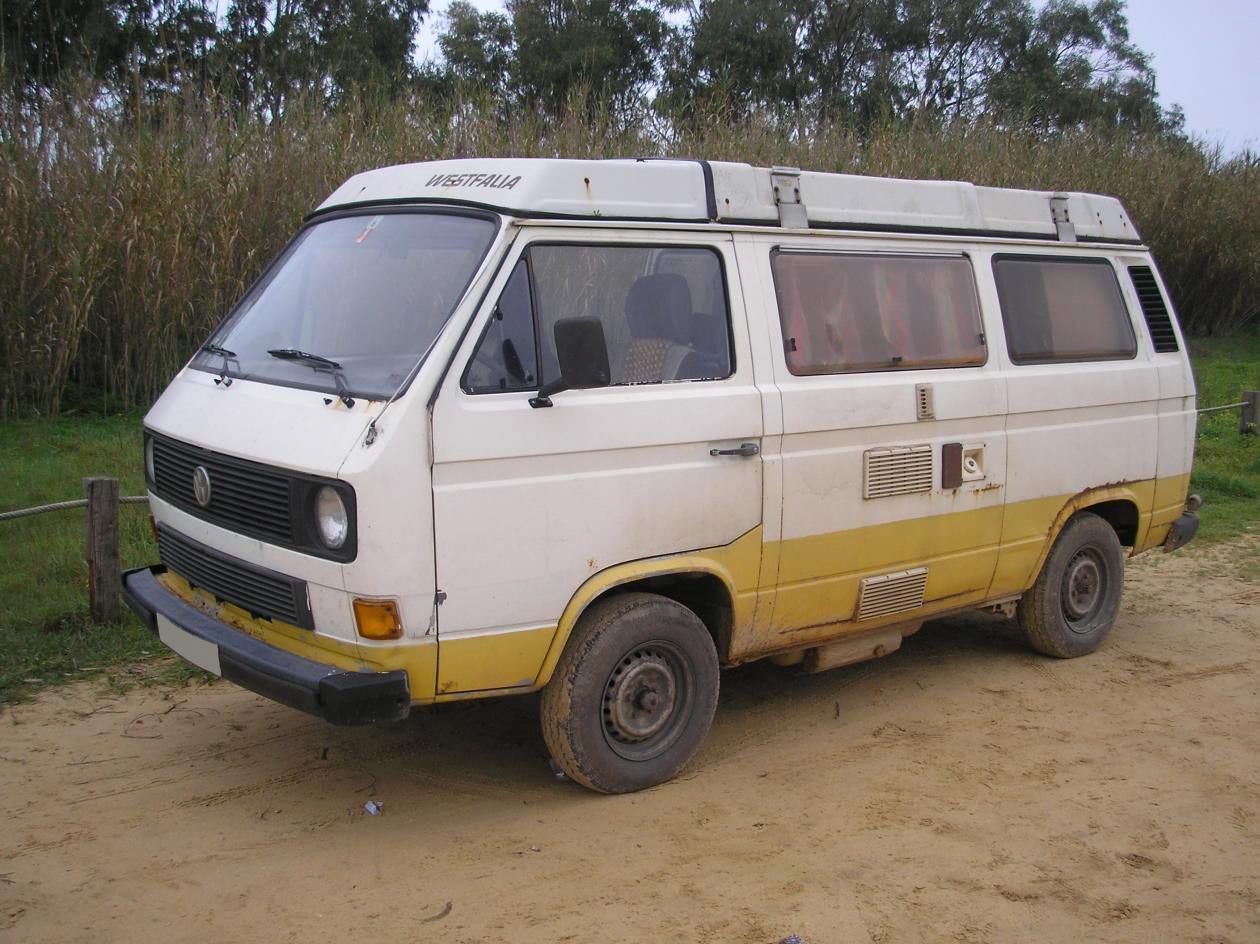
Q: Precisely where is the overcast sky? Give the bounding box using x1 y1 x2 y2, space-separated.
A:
415 0 1258 153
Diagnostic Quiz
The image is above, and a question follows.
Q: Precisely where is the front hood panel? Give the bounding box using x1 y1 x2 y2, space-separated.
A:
144 368 383 475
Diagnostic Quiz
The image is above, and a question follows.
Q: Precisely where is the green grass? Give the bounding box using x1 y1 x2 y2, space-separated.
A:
1187 336 1260 542
0 416 207 703
0 339 1256 705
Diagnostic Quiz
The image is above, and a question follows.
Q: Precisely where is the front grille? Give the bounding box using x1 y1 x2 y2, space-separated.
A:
150 435 293 542
158 525 312 628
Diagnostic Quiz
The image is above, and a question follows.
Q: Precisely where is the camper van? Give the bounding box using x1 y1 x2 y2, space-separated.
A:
122 159 1200 793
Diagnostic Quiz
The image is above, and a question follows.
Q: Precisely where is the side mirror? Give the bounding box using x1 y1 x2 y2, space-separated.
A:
530 317 611 408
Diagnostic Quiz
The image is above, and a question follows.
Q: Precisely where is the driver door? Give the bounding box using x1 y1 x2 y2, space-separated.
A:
429 229 767 696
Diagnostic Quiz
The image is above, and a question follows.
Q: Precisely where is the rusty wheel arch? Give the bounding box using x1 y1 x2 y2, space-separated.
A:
599 573 734 663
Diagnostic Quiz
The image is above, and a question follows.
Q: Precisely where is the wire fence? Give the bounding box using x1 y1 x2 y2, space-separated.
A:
0 495 147 522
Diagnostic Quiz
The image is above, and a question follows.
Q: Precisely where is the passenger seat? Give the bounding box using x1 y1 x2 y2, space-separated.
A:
618 274 697 384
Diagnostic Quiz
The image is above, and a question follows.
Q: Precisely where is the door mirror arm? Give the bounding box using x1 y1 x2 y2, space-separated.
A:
528 318 611 409
529 377 568 409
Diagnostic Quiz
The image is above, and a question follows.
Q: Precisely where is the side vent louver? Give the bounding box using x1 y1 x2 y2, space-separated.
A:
864 445 934 499
915 383 934 420
857 568 929 620
1128 266 1179 353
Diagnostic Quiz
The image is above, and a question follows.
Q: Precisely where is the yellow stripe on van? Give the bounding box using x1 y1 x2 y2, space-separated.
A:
159 472 1189 704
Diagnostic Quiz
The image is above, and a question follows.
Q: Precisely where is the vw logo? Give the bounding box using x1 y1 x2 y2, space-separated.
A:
192 466 213 508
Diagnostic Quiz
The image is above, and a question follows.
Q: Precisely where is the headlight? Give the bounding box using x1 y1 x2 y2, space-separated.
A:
144 437 155 483
315 486 349 549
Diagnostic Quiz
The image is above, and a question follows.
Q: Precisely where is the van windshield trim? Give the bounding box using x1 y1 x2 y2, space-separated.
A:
188 206 503 402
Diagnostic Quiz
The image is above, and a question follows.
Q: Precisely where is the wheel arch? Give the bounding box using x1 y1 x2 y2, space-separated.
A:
1025 484 1148 591
534 558 740 689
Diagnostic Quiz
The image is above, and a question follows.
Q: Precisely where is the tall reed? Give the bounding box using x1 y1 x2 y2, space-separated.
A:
1 91 1256 417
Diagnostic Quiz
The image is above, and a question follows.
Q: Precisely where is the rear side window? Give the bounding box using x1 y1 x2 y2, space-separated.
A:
993 256 1137 364
527 245 732 386
770 252 986 375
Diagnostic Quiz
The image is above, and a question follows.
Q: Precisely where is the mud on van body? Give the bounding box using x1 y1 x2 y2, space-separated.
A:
122 159 1200 793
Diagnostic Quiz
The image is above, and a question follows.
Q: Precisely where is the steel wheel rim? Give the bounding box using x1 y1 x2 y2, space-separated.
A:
602 640 693 762
1061 546 1107 630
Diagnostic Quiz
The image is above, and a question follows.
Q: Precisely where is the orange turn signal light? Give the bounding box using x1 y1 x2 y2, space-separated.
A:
353 599 403 640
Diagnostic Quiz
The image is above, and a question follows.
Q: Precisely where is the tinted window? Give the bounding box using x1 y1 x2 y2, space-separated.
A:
770 252 986 375
528 245 732 386
993 256 1137 364
463 260 539 393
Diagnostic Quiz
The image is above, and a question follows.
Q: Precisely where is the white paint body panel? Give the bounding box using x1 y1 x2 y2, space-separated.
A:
142 158 1197 696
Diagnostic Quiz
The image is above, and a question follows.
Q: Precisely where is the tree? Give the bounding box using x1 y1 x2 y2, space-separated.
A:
439 0 514 97
113 1 219 104
508 0 669 120
661 0 805 120
2 0 127 102
987 0 1166 130
213 0 427 116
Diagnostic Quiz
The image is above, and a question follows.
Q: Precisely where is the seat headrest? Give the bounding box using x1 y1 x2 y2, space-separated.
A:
625 274 693 343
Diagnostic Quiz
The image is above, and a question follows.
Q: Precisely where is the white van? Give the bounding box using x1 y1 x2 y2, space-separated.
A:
123 159 1200 793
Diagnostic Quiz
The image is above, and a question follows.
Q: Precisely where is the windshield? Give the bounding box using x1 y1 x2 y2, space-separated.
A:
192 211 498 399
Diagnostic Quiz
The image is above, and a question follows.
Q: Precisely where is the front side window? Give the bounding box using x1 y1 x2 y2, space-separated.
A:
193 211 497 399
463 260 539 393
527 245 733 386
770 252 986 375
993 256 1137 364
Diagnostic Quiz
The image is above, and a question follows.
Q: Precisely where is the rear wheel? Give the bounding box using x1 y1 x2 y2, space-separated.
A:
1018 512 1125 658
541 592 719 793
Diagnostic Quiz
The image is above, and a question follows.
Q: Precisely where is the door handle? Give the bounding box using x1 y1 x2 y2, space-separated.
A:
710 442 760 457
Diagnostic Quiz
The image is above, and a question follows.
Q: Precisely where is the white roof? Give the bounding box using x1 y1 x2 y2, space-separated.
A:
317 158 1140 244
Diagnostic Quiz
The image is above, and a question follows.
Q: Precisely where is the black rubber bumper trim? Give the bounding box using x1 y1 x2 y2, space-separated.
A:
121 565 410 725
1163 511 1200 553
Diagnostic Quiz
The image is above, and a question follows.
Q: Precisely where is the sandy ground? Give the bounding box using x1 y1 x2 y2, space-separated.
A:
2 543 1258 944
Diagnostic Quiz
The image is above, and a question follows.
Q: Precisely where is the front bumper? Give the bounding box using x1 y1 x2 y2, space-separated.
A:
122 565 410 725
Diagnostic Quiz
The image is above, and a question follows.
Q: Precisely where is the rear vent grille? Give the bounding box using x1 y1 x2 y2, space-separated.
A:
864 445 934 499
1128 266 1179 353
157 525 311 629
857 568 929 621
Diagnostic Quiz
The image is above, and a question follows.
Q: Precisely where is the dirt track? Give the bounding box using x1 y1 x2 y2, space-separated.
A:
3 542 1258 944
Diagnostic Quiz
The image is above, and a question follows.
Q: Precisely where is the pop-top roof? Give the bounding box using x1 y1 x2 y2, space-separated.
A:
316 158 1140 244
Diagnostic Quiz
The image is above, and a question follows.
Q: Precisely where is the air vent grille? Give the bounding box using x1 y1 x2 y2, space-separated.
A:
857 568 929 620
915 384 934 420
1128 266 1179 353
864 445 934 499
157 525 312 629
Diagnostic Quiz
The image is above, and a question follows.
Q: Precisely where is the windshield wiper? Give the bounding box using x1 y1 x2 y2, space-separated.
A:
202 342 238 387
267 348 355 408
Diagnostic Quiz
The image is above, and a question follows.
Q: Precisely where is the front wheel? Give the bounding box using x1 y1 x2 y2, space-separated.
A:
540 592 719 793
1018 512 1125 658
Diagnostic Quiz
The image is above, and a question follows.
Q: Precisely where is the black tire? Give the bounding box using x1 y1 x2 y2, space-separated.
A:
1018 512 1125 658
540 592 720 793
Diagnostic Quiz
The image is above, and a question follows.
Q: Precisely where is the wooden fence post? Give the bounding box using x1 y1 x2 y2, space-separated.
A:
85 477 120 622
1243 392 1257 435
